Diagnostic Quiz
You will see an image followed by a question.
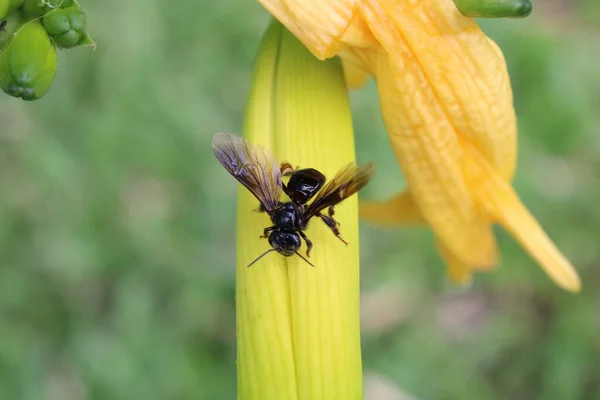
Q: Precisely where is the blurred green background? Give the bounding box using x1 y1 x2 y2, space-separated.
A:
1 1 599 399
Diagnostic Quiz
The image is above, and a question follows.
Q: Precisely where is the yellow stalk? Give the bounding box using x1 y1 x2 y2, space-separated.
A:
236 20 363 399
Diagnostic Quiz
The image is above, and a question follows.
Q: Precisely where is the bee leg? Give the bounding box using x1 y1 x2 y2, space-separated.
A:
260 226 276 239
281 181 289 195
327 206 339 224
319 214 348 245
298 231 313 257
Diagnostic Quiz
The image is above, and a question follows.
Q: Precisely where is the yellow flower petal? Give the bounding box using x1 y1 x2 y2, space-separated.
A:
357 1 497 268
256 0 375 59
437 241 474 286
360 191 498 283
359 191 424 226
357 0 518 181
342 58 370 89
463 141 581 292
258 0 581 292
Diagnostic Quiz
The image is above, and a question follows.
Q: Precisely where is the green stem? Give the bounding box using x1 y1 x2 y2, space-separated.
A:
453 0 532 18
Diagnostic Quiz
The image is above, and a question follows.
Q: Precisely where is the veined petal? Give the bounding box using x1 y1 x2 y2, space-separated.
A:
342 58 370 88
357 1 497 268
359 188 480 285
370 0 517 180
437 241 474 286
360 191 424 226
360 189 499 278
256 0 375 59
462 141 581 292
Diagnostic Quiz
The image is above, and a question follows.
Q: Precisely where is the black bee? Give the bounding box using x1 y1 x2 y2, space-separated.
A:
212 132 375 267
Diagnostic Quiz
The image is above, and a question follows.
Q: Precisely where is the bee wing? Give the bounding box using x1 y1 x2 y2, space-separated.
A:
212 133 283 213
304 162 375 219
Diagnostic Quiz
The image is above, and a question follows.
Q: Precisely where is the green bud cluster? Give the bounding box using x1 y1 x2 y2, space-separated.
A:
21 0 71 18
0 0 93 101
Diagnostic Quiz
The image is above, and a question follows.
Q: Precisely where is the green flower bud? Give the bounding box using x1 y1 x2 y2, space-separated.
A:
453 0 532 18
42 5 91 48
0 0 24 20
0 20 58 100
0 11 24 50
20 0 66 18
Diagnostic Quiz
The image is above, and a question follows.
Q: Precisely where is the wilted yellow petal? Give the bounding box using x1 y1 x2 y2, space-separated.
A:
437 242 474 286
357 1 497 268
257 0 375 59
360 188 498 287
360 189 498 284
357 0 518 180
462 141 581 292
359 191 424 226
342 58 370 89
257 0 580 292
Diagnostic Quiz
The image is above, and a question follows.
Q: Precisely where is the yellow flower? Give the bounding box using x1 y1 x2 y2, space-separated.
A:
257 0 581 292
235 20 363 399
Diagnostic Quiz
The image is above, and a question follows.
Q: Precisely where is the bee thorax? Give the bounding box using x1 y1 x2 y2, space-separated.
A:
272 203 303 231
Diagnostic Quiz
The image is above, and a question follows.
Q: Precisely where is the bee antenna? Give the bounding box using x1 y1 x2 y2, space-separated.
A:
247 249 277 267
294 251 315 267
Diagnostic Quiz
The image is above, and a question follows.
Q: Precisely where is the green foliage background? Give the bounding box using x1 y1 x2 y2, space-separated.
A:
1 1 599 399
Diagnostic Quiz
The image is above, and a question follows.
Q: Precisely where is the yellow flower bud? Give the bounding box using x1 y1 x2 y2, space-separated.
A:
235 19 363 399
